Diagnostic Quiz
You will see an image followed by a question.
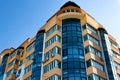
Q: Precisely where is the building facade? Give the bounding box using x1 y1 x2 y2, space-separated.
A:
0 1 120 80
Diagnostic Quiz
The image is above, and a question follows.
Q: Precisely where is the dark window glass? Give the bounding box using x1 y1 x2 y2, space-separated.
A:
86 59 104 71
71 9 74 12
43 60 61 73
26 42 35 52
46 25 61 37
62 18 86 79
45 35 61 48
85 46 102 59
82 24 97 34
88 74 104 80
0 56 8 80
83 34 99 46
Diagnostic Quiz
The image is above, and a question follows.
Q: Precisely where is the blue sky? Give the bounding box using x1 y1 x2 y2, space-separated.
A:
0 0 120 52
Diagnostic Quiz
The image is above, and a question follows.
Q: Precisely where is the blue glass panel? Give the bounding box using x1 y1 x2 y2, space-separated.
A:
32 32 44 80
0 56 8 80
62 18 86 80
99 29 114 80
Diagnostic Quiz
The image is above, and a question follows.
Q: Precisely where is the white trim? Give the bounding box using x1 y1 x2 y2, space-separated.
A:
40 33 46 80
104 34 118 80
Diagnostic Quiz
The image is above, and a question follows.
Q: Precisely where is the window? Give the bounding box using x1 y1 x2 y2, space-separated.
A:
118 74 120 80
20 51 24 57
25 76 31 80
16 68 21 78
43 60 61 73
45 35 61 48
82 24 97 34
63 9 78 13
46 75 61 80
112 50 120 59
9 78 14 80
31 33 44 80
99 30 114 80
26 42 35 52
87 59 104 71
88 74 104 80
114 61 120 69
26 53 34 62
109 39 118 48
11 50 21 58
0 56 8 80
44 47 61 61
24 65 32 74
85 46 102 59
19 60 22 66
8 59 19 67
62 18 86 80
46 25 61 37
6 69 17 77
83 34 99 46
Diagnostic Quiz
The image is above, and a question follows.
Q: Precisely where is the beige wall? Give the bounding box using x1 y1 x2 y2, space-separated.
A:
84 40 102 52
43 54 61 67
44 41 62 54
42 68 62 80
23 70 32 79
85 52 104 65
82 29 99 40
86 66 107 79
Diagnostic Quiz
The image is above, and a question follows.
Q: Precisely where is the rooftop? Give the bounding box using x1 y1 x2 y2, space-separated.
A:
60 1 80 9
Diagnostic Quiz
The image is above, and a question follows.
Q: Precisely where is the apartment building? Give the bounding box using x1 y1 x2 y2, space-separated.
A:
0 1 120 80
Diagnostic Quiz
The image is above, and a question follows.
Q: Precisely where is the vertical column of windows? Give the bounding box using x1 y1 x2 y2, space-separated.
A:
46 75 61 80
99 29 114 80
62 18 86 80
0 56 8 80
32 32 44 80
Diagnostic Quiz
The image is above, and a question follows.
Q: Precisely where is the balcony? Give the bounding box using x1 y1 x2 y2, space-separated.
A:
42 68 61 80
86 66 107 79
5 74 16 80
58 12 83 20
43 53 62 67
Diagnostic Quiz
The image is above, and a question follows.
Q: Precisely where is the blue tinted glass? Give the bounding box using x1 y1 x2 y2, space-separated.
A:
0 56 8 80
32 33 44 80
62 18 86 79
27 42 35 52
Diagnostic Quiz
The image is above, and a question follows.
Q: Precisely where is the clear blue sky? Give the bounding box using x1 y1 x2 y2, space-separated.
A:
0 0 120 52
